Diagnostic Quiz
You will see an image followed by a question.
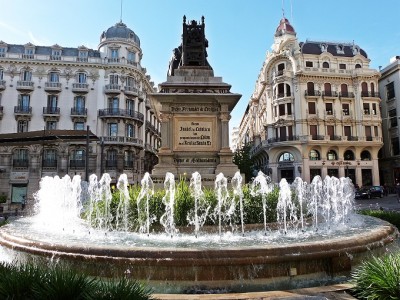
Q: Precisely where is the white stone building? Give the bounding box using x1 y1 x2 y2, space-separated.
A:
240 18 383 186
0 22 160 213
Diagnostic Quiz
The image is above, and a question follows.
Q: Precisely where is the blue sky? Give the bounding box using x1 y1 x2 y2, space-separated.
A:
1 0 400 131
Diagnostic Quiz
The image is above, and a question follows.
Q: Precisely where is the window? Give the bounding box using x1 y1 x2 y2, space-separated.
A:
18 94 30 109
278 152 294 162
13 148 28 168
327 125 334 140
277 63 285 75
74 122 85 130
126 124 134 137
25 48 34 55
47 95 58 109
43 149 57 168
305 61 313 67
391 138 400 156
310 125 318 139
279 126 286 140
126 99 135 114
78 51 88 61
389 109 398 127
22 70 32 81
279 104 285 116
111 49 119 59
0 47 5 57
108 123 118 136
17 120 29 133
339 64 346 70
49 72 59 82
308 102 316 114
0 68 3 80
355 63 362 68
327 150 337 161
52 49 61 56
324 82 332 96
77 72 87 83
365 126 372 141
361 82 368 97
74 96 85 113
322 62 329 68
386 82 395 100
109 74 119 84
126 76 136 87
344 150 354 160
363 103 370 114
309 149 320 160
127 51 135 63
106 149 117 168
344 126 351 138
372 103 377 115
361 150 372 161
342 103 350 115
46 121 57 130
325 103 333 115
124 151 134 168
11 185 27 204
70 149 85 168
337 45 344 53
108 97 119 113
286 103 292 115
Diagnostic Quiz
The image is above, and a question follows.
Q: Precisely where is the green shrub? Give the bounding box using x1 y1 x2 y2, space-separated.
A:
359 209 400 230
351 253 400 299
0 262 152 300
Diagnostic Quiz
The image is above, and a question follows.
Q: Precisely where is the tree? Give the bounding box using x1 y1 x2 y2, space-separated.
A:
233 142 254 183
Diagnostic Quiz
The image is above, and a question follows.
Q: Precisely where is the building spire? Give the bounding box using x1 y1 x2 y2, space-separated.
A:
282 0 285 18
120 0 123 22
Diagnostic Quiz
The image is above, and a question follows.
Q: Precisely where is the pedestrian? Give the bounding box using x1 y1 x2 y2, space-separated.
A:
396 180 400 202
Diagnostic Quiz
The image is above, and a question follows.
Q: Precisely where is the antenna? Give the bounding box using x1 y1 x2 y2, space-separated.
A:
282 0 285 17
120 0 123 22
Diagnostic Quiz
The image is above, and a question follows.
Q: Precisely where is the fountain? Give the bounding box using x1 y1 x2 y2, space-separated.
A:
0 171 398 294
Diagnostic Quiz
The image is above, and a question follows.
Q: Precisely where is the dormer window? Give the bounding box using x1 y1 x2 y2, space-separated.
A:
320 43 327 52
0 47 5 57
51 49 62 60
108 47 120 63
322 62 330 68
78 50 88 62
23 45 35 59
352 46 360 55
111 49 119 58
336 44 344 54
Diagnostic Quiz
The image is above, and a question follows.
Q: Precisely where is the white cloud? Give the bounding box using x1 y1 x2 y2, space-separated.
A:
0 21 27 40
28 31 50 46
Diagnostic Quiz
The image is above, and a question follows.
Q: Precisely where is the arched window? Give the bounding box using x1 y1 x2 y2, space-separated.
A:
307 82 315 96
324 82 332 97
355 63 362 68
309 149 320 161
322 62 329 68
42 148 58 168
13 148 29 168
327 150 337 161
106 149 118 168
361 150 371 161
344 150 355 160
361 82 368 97
278 152 294 162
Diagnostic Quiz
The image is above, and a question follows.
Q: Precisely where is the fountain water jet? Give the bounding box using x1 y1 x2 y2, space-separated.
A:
0 172 397 294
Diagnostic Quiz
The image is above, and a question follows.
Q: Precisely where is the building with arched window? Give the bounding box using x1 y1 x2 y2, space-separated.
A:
0 22 161 213
240 17 382 186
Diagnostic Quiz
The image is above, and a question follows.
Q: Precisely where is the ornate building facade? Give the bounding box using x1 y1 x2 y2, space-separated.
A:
240 18 382 186
0 22 160 213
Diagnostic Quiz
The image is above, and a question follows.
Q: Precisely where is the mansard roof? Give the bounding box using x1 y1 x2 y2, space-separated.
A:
4 44 101 57
300 40 368 58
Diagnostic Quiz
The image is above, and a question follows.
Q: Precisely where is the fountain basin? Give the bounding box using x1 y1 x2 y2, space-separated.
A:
0 215 397 293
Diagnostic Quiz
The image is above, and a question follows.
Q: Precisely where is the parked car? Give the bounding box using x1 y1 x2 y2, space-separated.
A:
355 186 384 199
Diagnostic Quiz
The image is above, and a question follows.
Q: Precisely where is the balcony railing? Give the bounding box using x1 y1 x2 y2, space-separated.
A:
50 55 61 61
274 92 291 99
21 54 34 59
104 84 121 94
339 92 355 98
69 159 85 169
124 86 138 96
98 108 144 122
322 91 338 98
267 136 299 143
100 136 143 147
348 136 359 141
72 83 89 93
311 135 325 140
361 91 380 98
14 106 32 114
71 107 87 116
305 90 321 97
16 80 34 90
42 159 57 168
76 57 88 62
44 82 62 91
13 159 29 168
43 107 60 114
145 121 158 134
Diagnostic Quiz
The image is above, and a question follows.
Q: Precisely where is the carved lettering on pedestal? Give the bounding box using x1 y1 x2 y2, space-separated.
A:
174 117 216 151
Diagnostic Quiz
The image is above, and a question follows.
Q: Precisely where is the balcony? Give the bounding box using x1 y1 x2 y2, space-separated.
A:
0 80 6 91
42 159 57 168
76 57 88 62
339 92 355 99
347 136 359 141
361 91 380 98
44 82 62 92
274 92 291 100
107 58 120 64
50 55 62 61
104 84 121 94
69 159 85 169
124 86 138 97
21 54 34 60
304 90 321 98
322 91 338 99
72 83 89 93
14 106 32 116
43 106 60 116
98 108 144 123
100 136 143 147
145 121 158 135
16 80 34 91
311 135 325 141
71 107 87 117
13 159 29 168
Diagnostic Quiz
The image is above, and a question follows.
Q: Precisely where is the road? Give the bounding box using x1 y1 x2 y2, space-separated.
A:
354 192 400 211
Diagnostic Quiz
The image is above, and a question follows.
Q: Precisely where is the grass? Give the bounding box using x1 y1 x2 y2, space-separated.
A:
358 209 400 230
